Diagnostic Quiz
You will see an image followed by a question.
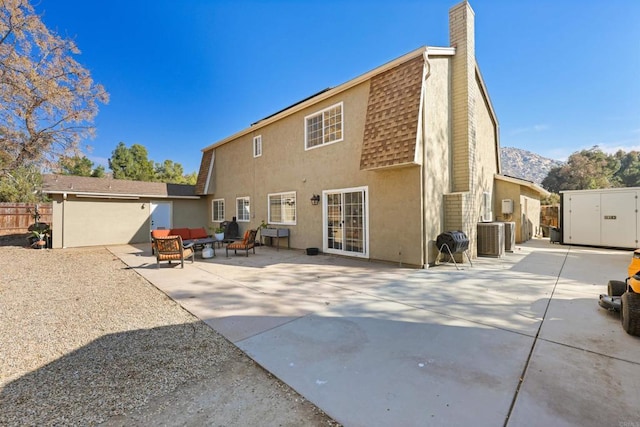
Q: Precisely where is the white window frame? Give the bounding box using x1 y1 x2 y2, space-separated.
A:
212 198 225 222
268 191 297 225
481 191 493 222
253 135 262 158
304 102 344 150
236 196 250 222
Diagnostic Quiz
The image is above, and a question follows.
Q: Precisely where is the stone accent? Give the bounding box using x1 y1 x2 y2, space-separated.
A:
360 55 424 170
195 149 213 195
443 191 477 258
449 1 476 193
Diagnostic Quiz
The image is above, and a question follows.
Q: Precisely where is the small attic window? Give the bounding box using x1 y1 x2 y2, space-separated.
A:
253 135 262 158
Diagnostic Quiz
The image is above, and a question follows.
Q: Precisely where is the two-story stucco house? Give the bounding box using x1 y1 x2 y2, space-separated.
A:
196 1 506 267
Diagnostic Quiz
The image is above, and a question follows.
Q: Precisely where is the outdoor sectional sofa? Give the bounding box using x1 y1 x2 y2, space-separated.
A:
151 227 211 255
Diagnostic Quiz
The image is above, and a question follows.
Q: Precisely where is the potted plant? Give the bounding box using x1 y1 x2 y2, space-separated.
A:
213 226 225 241
30 227 49 249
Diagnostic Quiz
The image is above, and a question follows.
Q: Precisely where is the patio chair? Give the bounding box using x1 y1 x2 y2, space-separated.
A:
154 235 194 268
226 229 258 257
151 228 171 255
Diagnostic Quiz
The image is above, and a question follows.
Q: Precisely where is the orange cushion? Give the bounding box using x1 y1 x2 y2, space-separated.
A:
241 230 250 244
151 229 171 238
189 227 208 239
170 228 191 240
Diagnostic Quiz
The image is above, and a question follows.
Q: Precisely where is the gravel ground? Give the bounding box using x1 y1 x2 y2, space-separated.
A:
0 238 338 426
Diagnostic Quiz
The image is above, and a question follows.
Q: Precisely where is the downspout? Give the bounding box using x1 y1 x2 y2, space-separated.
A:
421 49 432 268
62 192 66 248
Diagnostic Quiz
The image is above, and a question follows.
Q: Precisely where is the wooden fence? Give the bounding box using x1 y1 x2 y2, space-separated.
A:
540 205 559 228
0 203 53 236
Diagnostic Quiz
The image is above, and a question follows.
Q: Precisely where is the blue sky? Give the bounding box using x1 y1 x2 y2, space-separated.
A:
35 0 640 174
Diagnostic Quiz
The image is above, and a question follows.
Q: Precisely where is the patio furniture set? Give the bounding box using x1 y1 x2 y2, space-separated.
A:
151 226 286 268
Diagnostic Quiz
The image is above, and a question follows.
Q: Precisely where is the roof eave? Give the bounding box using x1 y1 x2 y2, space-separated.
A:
43 190 201 200
494 174 551 197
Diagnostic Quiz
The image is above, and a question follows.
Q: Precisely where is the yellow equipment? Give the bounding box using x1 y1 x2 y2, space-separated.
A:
598 249 640 336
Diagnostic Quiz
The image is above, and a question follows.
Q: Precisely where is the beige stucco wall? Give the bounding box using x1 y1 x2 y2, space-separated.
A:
207 80 425 266
56 197 151 247
49 195 206 248
423 56 452 263
494 180 542 243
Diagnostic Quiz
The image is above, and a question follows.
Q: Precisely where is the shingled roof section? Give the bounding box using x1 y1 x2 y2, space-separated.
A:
360 55 424 170
195 149 213 195
42 175 198 198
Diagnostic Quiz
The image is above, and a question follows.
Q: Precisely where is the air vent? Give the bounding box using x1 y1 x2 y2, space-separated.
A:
477 222 505 257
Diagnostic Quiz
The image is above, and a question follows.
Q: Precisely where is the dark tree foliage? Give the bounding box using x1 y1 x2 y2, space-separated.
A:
108 142 196 184
58 155 104 177
542 146 640 193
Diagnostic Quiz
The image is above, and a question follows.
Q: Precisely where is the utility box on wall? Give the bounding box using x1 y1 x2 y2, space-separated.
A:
561 187 640 249
501 199 514 215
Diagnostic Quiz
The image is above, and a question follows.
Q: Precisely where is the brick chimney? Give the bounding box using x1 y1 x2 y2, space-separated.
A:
449 1 476 193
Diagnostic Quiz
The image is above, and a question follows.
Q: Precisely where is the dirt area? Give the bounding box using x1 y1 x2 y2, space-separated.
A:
0 243 339 426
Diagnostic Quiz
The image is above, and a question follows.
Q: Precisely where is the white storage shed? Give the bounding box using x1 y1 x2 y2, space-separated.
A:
561 187 640 249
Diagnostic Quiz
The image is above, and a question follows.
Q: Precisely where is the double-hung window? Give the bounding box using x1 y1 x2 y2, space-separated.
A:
268 192 296 225
236 197 250 222
305 102 343 150
212 199 225 222
253 135 262 158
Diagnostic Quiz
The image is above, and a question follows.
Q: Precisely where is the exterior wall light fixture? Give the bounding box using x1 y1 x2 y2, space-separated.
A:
310 194 320 205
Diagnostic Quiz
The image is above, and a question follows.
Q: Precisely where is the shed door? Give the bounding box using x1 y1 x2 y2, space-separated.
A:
601 192 637 248
566 194 600 245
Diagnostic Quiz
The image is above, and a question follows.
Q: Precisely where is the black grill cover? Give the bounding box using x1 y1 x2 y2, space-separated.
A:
221 218 240 239
436 231 469 253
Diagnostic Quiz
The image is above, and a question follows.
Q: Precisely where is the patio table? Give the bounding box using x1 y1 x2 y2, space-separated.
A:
183 237 218 256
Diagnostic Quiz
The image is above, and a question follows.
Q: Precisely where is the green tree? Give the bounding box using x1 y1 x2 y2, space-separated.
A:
91 165 106 178
154 159 186 183
542 147 621 193
0 0 109 175
59 155 93 176
58 155 105 177
614 150 640 187
0 164 43 202
108 142 155 181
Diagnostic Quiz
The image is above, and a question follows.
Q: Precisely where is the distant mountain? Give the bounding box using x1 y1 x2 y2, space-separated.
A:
500 146 564 185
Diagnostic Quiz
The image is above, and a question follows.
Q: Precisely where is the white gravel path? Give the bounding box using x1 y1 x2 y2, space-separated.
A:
0 244 337 426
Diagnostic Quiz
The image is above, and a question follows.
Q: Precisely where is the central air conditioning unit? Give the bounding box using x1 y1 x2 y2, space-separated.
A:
477 222 505 257
503 221 516 252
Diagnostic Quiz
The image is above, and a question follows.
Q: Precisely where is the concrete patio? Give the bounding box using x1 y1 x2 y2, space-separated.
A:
110 239 640 427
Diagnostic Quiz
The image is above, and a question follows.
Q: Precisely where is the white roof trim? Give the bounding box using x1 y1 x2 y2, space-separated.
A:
203 46 454 152
425 46 455 56
44 190 201 200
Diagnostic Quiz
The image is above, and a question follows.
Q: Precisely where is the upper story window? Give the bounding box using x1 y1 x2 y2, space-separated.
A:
253 135 262 158
236 197 250 222
305 102 343 150
268 192 296 225
212 199 225 222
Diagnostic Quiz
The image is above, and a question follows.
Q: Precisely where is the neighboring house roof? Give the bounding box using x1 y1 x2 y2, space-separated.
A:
42 174 200 199
495 174 551 198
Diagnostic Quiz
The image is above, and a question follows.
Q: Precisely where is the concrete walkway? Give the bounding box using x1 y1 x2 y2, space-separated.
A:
110 239 640 427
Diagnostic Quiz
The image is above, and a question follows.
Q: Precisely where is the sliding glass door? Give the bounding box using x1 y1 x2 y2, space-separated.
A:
323 187 368 258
